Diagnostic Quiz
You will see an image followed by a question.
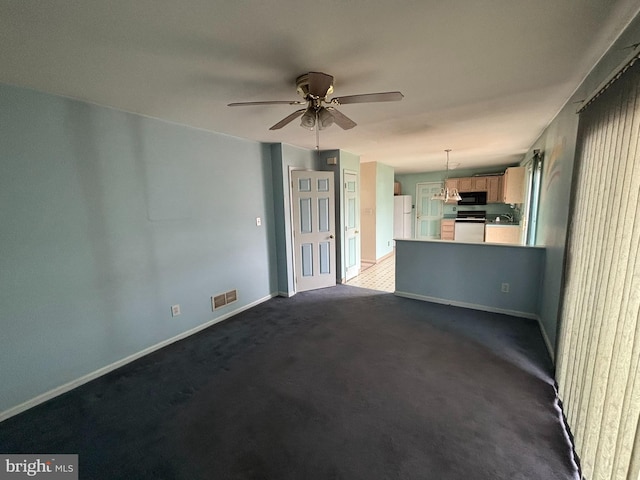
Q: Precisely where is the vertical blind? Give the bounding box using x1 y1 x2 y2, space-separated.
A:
556 56 640 480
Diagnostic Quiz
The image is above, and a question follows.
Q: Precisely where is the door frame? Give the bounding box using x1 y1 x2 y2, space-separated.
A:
289 168 337 293
343 169 360 282
415 182 444 240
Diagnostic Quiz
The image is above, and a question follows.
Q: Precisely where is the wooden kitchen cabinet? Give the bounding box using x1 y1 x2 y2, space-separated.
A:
486 175 503 203
503 167 526 204
485 225 522 244
472 176 488 191
440 219 455 240
455 176 488 192
447 172 511 203
457 177 473 192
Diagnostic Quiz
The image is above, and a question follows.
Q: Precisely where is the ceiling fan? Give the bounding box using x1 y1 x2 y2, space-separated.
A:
228 72 403 131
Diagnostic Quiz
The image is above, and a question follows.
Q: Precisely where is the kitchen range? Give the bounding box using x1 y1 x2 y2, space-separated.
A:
454 211 486 243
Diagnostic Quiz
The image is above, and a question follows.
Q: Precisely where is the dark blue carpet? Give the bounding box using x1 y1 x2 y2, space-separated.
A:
0 285 579 479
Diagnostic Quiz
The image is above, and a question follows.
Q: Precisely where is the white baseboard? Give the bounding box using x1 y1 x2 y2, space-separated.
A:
361 251 394 265
393 291 538 320
536 316 555 362
277 290 295 298
376 250 395 262
0 294 275 423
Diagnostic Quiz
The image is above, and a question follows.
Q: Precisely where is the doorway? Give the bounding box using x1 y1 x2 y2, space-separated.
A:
344 171 359 282
291 170 337 292
415 182 443 240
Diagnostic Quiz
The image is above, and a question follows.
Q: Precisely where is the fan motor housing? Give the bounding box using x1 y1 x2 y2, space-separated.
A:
296 73 334 99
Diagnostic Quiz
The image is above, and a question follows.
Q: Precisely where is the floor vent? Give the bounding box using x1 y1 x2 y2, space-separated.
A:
212 290 238 310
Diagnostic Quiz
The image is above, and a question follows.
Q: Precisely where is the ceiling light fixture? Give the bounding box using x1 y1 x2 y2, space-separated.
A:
431 149 462 203
317 107 335 130
300 107 316 129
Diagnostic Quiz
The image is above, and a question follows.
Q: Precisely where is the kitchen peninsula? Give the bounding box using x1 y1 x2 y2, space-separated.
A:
394 238 545 321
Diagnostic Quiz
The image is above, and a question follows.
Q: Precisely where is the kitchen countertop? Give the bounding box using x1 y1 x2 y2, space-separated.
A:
485 222 521 227
395 238 543 249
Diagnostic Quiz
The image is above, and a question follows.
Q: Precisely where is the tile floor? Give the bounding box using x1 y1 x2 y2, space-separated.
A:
346 253 395 292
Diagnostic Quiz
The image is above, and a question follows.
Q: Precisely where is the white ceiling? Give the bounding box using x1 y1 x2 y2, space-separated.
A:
1 1 638 173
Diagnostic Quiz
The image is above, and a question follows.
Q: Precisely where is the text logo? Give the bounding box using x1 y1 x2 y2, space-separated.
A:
0 455 77 479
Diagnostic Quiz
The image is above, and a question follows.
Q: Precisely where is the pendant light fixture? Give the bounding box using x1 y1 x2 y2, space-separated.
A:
431 149 462 202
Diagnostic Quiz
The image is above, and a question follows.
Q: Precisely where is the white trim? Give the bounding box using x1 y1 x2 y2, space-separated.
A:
393 291 538 319
414 182 444 241
360 251 393 267
0 294 275 423
536 316 555 362
394 290 556 361
343 169 360 283
277 290 295 298
379 250 394 262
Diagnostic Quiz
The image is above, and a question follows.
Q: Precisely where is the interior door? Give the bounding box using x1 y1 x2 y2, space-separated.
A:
344 171 359 281
415 182 443 240
291 170 336 292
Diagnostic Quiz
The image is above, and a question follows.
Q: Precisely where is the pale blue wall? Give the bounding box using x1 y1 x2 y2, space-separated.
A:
395 240 545 318
0 84 277 414
375 162 395 259
524 108 577 352
525 13 640 352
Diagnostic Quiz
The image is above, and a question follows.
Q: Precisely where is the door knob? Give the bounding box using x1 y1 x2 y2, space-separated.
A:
329 235 334 239
354 230 359 234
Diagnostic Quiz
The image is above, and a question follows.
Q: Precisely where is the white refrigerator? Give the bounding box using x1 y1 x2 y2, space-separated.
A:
393 195 412 239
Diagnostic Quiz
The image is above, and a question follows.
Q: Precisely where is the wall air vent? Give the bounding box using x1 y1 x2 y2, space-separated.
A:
212 290 238 310
212 294 227 310
225 289 237 304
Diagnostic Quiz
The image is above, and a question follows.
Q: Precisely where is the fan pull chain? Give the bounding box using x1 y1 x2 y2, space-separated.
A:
315 110 320 151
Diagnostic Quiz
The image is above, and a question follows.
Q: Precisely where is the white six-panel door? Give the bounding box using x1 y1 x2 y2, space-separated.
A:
344 171 359 282
291 170 336 292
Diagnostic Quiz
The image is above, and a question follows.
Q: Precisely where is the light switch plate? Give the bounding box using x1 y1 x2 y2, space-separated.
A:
171 304 181 317
256 217 262 226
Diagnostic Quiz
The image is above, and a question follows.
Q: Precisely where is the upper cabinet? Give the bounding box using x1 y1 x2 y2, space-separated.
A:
486 176 503 203
456 177 487 192
448 174 503 203
502 167 526 204
472 176 488 191
445 178 458 191
457 177 473 191
446 167 523 204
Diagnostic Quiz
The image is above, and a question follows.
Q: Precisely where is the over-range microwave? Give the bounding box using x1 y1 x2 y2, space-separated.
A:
458 191 487 205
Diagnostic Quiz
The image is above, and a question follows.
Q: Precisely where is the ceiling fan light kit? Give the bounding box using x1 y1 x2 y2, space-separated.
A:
300 107 316 129
228 71 403 133
317 107 334 130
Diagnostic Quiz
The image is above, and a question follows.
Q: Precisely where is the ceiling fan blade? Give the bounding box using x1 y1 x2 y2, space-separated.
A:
332 91 404 105
328 108 357 130
269 109 306 130
228 100 304 107
308 72 334 98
